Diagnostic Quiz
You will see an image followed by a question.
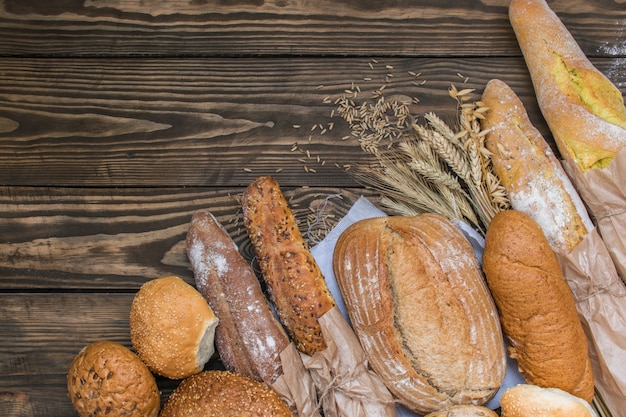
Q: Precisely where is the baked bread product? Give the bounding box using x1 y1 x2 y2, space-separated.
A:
129 275 218 379
509 0 626 172
332 213 506 414
159 370 294 417
500 384 597 417
482 210 594 402
186 209 290 384
424 405 499 417
480 78 594 255
67 341 160 417
241 176 336 356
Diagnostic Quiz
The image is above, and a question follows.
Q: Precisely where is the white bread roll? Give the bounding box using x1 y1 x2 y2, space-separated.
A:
129 275 218 380
500 384 597 417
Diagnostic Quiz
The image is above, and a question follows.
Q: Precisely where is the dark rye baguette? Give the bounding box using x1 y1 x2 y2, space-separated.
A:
482 210 594 402
186 210 290 384
333 214 506 414
241 176 336 356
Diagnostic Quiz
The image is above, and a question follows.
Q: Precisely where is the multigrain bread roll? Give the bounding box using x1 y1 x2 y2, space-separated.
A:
241 176 336 356
500 384 597 417
186 210 290 384
159 370 294 417
509 0 626 172
483 210 594 402
424 405 499 417
129 276 219 380
481 78 594 255
333 214 506 414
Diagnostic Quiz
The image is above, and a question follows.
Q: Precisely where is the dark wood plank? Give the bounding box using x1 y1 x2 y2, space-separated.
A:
0 185 369 290
7 56 624 187
1 0 625 58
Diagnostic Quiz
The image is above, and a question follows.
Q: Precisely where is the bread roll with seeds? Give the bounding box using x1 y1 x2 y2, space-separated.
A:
500 384 597 417
241 176 336 356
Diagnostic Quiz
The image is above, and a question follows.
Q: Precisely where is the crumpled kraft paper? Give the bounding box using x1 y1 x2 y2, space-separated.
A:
563 147 626 283
310 196 525 416
271 342 322 417
557 227 626 417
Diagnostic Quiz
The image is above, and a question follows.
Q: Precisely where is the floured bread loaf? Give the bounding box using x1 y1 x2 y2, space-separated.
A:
333 213 505 414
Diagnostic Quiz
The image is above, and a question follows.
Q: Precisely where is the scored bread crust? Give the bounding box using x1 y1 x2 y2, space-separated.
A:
483 210 594 402
500 384 596 417
186 210 290 385
333 214 505 414
509 0 626 172
481 78 593 255
241 176 336 356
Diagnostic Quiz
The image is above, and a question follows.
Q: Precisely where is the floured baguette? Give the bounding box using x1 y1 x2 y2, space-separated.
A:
500 384 597 417
333 214 506 414
480 78 594 255
509 0 626 172
241 176 336 356
483 210 594 402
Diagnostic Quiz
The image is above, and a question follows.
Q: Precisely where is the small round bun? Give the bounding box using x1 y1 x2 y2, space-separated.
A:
130 275 219 379
425 405 499 417
500 384 597 417
67 341 160 417
159 370 294 417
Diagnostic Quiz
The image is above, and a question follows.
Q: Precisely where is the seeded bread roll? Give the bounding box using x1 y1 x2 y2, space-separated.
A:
333 214 506 414
500 384 597 417
159 370 294 417
483 210 594 402
509 0 626 172
241 176 336 356
186 210 290 385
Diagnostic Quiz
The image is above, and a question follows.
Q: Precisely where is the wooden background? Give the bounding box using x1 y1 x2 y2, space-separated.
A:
0 0 625 415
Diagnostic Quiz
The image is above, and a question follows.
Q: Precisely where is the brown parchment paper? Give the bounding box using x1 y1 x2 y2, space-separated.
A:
299 306 397 417
563 147 626 283
556 227 626 417
271 342 322 417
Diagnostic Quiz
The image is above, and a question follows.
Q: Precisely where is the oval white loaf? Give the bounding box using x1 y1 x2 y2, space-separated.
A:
333 213 506 414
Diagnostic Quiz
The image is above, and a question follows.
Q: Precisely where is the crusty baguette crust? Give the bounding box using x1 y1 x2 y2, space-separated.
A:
509 0 626 172
483 210 594 402
500 384 596 417
241 176 336 356
481 78 593 255
186 210 290 384
333 214 505 414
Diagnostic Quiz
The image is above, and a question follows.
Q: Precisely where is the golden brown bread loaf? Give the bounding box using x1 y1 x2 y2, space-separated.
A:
67 341 160 417
333 213 506 414
482 210 594 402
129 276 219 380
186 210 290 384
509 0 626 172
481 78 594 256
159 370 294 417
241 176 336 356
424 405 499 417
500 384 597 417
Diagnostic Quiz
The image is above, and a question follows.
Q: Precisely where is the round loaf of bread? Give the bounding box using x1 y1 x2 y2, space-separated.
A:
159 370 294 417
67 341 160 417
130 275 219 379
424 405 499 417
500 384 597 417
333 213 506 414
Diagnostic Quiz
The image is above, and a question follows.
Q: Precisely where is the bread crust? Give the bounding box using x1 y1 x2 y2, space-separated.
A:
186 210 290 384
424 405 499 417
481 78 593 255
333 214 505 414
509 0 626 172
500 384 596 417
483 210 594 402
241 176 336 356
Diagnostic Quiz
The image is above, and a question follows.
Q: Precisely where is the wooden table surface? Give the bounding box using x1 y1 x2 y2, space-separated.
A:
1 1 625 415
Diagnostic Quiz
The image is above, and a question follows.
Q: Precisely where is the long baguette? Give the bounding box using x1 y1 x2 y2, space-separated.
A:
509 0 626 172
241 176 336 356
